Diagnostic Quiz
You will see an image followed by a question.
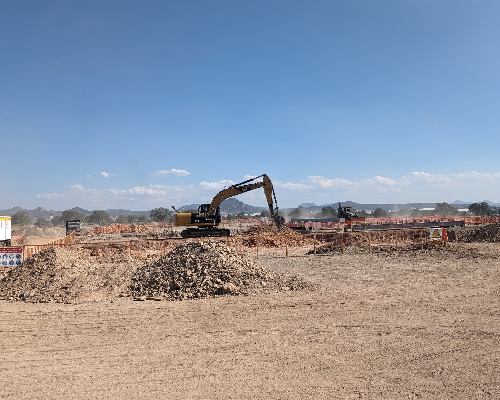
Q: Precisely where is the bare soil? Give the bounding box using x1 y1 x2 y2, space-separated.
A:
1 242 500 399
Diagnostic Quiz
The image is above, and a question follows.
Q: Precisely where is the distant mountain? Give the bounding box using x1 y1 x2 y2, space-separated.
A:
104 209 151 218
0 206 60 219
220 198 264 213
298 203 317 208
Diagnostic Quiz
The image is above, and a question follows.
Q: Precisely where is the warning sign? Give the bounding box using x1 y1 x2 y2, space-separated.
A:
429 228 443 241
0 246 22 267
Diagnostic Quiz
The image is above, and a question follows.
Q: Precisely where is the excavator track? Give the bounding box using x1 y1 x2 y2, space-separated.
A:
181 229 231 239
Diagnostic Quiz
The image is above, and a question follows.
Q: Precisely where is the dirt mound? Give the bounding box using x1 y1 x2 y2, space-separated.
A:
448 223 500 242
240 225 312 247
308 242 495 259
128 241 312 300
0 248 137 303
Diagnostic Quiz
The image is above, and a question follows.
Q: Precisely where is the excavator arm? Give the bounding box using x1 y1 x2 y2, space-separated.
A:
172 174 284 238
208 174 284 229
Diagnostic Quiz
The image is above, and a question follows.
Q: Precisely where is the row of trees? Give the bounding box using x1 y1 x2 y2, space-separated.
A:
10 202 499 227
283 202 499 220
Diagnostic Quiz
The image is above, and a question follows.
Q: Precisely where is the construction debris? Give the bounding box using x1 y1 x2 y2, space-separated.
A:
0 248 137 303
0 241 312 303
128 241 312 300
447 223 500 243
308 242 496 259
239 225 313 247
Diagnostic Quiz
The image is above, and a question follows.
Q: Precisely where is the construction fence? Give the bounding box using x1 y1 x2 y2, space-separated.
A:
22 230 77 260
20 228 442 262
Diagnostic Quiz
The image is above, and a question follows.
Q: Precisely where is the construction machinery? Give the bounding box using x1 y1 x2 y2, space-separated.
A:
172 174 284 238
337 203 359 220
65 220 81 236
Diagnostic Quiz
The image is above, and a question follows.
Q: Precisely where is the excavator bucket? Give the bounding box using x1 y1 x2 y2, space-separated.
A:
273 214 285 230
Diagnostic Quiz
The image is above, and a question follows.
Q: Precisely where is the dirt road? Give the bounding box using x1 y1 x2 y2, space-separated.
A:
1 243 499 399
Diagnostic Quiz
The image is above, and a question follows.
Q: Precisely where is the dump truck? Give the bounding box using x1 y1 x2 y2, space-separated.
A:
172 174 284 238
0 216 12 246
65 220 81 236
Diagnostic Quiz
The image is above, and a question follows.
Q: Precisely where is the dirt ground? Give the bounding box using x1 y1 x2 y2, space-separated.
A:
1 242 500 399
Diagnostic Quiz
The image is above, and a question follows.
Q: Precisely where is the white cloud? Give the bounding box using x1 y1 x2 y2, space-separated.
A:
275 181 314 190
86 175 92 179
101 172 116 178
33 171 500 209
307 176 355 188
153 168 190 177
199 180 236 190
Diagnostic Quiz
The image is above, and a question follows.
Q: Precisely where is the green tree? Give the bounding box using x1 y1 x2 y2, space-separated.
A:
115 215 128 224
127 215 138 224
88 210 113 226
314 207 336 218
373 208 388 218
35 217 51 226
137 215 150 224
11 211 32 225
356 210 370 218
469 202 492 216
150 207 172 222
61 210 86 222
50 216 63 226
236 212 247 219
288 207 311 219
435 202 458 216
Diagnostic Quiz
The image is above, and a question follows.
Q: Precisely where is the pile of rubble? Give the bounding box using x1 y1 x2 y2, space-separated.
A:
308 242 493 259
239 225 313 247
0 242 311 303
128 241 311 300
447 223 500 243
0 248 137 303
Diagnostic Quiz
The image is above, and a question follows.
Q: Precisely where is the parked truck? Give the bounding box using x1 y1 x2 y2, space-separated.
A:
0 216 12 246
65 220 81 236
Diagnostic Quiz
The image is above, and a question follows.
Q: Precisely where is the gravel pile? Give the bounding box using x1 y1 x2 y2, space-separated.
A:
447 223 500 243
307 242 496 259
128 241 312 300
0 248 137 303
240 225 313 247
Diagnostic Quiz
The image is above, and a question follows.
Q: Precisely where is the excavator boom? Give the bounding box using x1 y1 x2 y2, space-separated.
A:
208 174 284 229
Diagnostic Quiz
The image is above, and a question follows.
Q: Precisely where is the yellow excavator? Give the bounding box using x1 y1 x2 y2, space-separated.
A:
172 174 284 238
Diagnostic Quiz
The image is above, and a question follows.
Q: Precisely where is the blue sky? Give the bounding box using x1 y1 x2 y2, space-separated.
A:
1 0 500 210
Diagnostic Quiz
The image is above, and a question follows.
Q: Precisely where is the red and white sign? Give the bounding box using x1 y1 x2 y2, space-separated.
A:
0 246 22 267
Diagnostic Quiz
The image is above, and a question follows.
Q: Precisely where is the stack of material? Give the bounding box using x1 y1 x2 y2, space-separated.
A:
342 230 420 246
128 224 152 233
240 225 313 247
0 248 136 303
128 241 311 300
447 223 500 243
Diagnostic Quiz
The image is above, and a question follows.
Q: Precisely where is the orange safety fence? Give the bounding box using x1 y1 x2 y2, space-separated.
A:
11 230 26 242
19 228 443 263
22 230 77 260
